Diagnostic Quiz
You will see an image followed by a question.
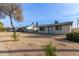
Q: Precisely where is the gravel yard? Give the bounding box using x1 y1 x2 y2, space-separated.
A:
0 32 78 56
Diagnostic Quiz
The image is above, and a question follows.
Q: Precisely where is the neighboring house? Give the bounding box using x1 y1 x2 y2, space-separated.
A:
26 23 38 32
17 27 25 32
18 22 38 32
38 21 73 34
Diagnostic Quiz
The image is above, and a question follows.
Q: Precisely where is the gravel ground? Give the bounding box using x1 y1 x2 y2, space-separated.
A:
0 32 79 56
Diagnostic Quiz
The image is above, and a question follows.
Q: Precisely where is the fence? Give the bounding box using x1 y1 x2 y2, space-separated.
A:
71 28 79 32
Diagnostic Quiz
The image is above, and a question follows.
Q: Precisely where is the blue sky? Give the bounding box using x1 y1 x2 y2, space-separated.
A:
1 3 79 27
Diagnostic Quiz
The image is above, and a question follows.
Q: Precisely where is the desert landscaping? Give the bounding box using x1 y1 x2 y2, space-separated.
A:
0 32 78 56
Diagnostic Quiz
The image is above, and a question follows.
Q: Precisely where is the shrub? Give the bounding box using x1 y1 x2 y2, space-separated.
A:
66 32 79 42
13 33 17 40
3 28 8 32
42 42 56 56
11 33 19 41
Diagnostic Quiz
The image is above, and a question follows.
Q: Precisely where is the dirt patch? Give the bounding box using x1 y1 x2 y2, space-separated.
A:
0 32 78 56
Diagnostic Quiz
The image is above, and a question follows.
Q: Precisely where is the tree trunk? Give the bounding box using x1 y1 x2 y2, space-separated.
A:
10 16 17 40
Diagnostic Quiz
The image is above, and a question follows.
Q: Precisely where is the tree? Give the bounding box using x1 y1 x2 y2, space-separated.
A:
0 3 23 41
0 22 4 32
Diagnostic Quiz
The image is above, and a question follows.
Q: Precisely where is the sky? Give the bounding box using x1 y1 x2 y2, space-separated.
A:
1 3 79 27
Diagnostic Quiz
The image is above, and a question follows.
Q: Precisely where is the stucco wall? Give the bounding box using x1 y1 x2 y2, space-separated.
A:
38 25 71 34
53 25 71 34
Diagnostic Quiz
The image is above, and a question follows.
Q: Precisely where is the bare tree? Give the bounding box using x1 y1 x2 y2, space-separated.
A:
0 3 23 41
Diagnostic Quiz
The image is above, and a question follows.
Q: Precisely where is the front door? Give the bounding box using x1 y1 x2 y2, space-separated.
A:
48 27 53 34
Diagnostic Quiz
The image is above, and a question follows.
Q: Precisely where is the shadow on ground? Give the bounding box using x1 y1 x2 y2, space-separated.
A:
23 35 52 38
23 33 53 38
0 40 18 42
55 38 79 44
22 32 64 38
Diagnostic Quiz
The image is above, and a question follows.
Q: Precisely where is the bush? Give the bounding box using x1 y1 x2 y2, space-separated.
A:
3 28 8 32
13 33 17 40
42 42 56 56
66 32 79 42
11 33 19 41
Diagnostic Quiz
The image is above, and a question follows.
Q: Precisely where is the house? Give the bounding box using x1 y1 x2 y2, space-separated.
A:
26 22 38 32
26 25 38 32
18 22 38 32
17 26 25 32
38 21 73 34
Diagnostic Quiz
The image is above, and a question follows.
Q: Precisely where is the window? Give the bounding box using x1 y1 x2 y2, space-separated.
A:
40 27 45 31
55 25 62 30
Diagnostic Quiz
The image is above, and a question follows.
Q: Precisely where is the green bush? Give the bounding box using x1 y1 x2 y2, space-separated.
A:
13 33 17 40
66 32 79 42
11 33 18 41
3 28 8 32
42 42 56 56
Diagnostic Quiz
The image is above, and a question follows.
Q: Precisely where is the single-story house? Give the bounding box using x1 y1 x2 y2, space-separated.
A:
18 23 38 32
26 24 38 32
38 21 73 34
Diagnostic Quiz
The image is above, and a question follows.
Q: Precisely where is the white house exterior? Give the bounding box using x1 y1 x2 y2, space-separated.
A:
18 22 38 32
38 21 73 34
26 24 38 32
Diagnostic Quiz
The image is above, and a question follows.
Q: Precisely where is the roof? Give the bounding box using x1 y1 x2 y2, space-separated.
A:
19 23 34 28
38 21 73 27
